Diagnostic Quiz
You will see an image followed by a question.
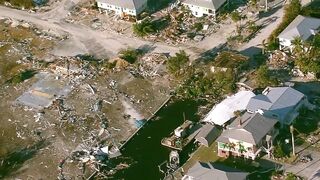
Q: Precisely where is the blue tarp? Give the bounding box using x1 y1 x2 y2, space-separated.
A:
135 119 146 128
33 0 48 6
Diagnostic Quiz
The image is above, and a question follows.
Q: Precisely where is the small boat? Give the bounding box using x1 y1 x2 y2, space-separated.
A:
168 150 179 170
161 120 202 150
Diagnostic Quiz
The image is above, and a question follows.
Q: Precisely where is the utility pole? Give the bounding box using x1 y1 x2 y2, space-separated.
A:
290 125 295 156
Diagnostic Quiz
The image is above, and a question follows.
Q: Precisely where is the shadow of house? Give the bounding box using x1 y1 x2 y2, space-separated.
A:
0 140 50 178
147 0 175 14
258 4 283 19
137 44 157 55
240 46 262 59
198 43 228 62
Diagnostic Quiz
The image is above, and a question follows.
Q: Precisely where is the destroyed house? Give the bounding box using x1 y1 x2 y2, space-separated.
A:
181 0 227 18
210 51 249 73
216 112 279 160
96 0 148 17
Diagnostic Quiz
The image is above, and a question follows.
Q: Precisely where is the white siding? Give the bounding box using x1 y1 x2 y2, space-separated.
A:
97 1 147 16
183 4 216 17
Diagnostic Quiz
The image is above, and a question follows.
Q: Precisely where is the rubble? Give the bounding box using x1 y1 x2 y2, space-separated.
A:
267 50 292 69
134 53 168 78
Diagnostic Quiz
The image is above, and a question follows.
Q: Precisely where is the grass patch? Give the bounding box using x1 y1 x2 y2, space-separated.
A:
181 142 219 171
7 69 37 84
0 0 34 8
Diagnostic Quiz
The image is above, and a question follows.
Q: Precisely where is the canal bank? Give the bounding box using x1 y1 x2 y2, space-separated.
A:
112 99 202 180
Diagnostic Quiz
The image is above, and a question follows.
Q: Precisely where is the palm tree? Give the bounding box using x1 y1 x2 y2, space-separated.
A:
292 36 304 56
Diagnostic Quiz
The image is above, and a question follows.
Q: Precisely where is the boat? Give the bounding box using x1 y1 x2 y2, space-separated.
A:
161 120 202 151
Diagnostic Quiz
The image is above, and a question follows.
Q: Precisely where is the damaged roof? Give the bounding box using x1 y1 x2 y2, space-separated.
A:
182 0 227 10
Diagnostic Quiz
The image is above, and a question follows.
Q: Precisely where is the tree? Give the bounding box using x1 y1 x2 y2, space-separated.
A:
230 11 241 23
273 141 286 158
133 19 156 37
119 48 142 64
255 65 278 88
167 50 189 75
293 34 320 77
230 11 246 35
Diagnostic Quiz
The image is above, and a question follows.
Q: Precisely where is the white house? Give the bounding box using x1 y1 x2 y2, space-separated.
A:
278 15 320 52
96 0 148 17
181 0 227 18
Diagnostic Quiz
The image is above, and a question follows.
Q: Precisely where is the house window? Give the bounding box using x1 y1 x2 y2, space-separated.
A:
208 9 213 13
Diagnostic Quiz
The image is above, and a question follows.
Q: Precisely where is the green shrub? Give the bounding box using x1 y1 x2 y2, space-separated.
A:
193 22 203 32
0 0 34 8
167 50 189 75
119 48 142 64
8 69 36 84
133 19 156 37
273 142 286 158
255 65 278 88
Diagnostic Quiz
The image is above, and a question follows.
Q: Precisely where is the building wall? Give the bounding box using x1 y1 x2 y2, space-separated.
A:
217 140 258 160
217 127 278 160
182 4 216 17
97 1 147 16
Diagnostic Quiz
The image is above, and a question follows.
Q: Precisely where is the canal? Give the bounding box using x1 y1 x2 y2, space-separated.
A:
113 99 201 180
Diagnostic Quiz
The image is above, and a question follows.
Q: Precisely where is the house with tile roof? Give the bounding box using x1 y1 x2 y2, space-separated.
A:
96 0 148 17
182 161 248 180
246 86 308 125
181 0 227 18
278 15 320 52
216 112 279 160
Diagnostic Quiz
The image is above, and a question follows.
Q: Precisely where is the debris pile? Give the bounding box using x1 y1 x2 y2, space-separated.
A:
268 50 291 69
64 1 133 34
152 7 220 45
134 53 168 78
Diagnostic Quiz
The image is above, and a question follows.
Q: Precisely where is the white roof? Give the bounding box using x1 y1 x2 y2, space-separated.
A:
203 91 255 126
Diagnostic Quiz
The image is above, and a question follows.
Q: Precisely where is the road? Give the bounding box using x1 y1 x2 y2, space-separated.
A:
0 0 294 60
283 148 320 180
0 1 190 59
